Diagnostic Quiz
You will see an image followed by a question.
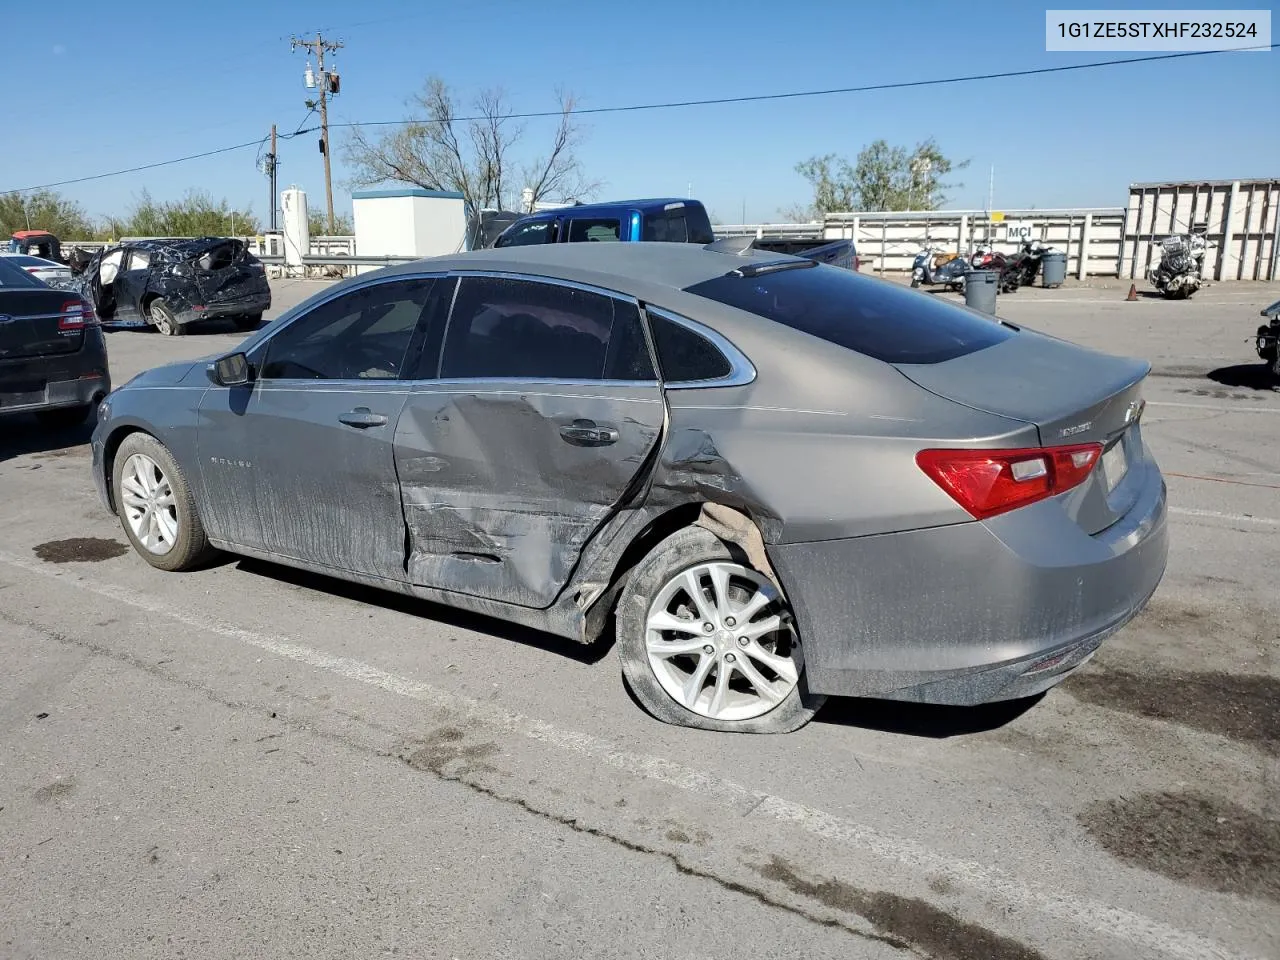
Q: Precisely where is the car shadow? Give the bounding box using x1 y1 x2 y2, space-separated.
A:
231 555 611 666
815 692 1044 738
1207 363 1278 391
0 415 95 463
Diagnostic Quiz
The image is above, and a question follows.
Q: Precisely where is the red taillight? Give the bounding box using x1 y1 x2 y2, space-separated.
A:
853 254 861 272
58 299 97 331
916 444 1102 520
25 266 41 273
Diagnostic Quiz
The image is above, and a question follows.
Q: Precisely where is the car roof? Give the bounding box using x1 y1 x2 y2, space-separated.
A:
524 198 700 219
385 241 799 294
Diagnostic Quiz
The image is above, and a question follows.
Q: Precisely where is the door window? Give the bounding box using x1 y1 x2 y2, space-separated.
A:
440 277 655 381
127 249 151 272
649 313 732 382
259 278 435 381
495 219 556 247
567 218 621 242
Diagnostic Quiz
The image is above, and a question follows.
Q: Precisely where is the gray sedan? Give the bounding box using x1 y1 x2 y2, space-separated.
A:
90 241 1168 733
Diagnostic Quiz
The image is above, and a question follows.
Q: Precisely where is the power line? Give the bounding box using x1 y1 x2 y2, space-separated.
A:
5 44 1274 196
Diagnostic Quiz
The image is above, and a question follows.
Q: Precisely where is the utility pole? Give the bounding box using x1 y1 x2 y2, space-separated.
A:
265 124 279 232
290 33 343 234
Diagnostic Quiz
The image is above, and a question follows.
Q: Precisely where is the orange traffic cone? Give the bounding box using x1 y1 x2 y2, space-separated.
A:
1125 283 1138 301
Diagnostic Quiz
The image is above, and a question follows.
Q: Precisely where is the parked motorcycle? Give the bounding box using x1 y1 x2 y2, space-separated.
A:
969 246 1022 293
1009 240 1057 288
910 244 969 290
1256 296 1280 382
1149 233 1207 299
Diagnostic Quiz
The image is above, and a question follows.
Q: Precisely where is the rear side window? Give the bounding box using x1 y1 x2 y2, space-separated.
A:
643 213 688 243
567 218 620 242
0 257 41 287
684 264 1013 364
127 250 151 271
441 277 654 381
650 314 732 382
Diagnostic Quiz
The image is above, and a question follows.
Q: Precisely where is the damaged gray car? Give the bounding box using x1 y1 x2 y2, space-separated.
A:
78 237 271 335
90 241 1168 732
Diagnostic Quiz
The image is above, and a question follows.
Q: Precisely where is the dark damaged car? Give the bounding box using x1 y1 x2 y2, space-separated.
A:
90 242 1168 732
78 237 271 335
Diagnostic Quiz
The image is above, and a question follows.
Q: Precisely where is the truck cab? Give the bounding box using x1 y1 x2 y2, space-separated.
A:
492 199 715 248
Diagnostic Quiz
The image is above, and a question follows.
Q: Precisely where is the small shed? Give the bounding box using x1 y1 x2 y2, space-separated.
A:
352 188 467 270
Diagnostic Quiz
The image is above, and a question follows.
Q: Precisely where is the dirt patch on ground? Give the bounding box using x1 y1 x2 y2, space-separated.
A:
33 538 127 564
1080 791 1280 903
1065 667 1280 755
402 726 498 777
34 777 76 803
755 856 1048 960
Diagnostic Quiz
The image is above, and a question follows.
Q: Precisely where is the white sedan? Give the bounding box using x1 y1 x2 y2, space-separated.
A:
0 253 73 287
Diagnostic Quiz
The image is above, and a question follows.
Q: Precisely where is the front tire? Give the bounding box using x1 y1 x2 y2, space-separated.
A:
615 526 824 733
112 433 215 571
149 299 184 336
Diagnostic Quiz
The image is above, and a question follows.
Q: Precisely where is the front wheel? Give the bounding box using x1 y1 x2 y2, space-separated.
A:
112 433 216 571
149 299 184 336
615 526 824 733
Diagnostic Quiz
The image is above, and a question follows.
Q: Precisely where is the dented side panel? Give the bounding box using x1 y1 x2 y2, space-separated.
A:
394 381 664 608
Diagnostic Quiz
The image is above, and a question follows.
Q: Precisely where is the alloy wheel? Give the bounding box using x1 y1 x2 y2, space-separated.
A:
645 561 801 721
120 453 179 555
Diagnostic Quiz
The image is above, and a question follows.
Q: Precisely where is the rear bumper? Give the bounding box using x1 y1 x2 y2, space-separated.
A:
177 289 271 325
0 343 111 417
768 459 1169 705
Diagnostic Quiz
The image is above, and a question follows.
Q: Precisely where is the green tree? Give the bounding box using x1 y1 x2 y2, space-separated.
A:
789 139 967 218
0 190 96 239
116 189 261 238
309 210 353 235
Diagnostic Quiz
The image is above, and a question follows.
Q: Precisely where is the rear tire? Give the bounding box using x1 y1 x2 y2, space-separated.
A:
112 433 215 572
35 405 92 430
232 312 263 332
149 299 184 336
615 525 824 733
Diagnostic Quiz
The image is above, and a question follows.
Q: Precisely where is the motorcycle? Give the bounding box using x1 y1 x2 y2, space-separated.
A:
910 244 970 291
1010 239 1056 288
1256 296 1280 382
970 244 1023 293
1149 233 1207 299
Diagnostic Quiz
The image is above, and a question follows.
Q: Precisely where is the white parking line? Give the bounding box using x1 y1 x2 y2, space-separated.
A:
1146 401 1280 414
1169 507 1280 527
0 550 1255 960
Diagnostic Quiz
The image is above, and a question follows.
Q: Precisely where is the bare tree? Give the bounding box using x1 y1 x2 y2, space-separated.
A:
343 78 598 212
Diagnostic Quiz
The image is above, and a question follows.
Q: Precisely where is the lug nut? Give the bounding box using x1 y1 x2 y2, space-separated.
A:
737 637 749 647
703 644 715 655
724 616 736 627
725 653 737 663
703 622 715 633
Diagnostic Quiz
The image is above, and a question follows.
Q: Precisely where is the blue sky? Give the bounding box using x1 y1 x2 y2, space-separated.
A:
2 0 1275 225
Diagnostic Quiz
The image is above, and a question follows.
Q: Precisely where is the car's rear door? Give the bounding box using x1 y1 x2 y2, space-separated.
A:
197 274 444 578
393 272 664 608
111 248 151 322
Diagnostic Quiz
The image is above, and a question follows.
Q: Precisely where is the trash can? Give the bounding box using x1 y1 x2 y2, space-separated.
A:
1041 252 1067 288
965 270 999 315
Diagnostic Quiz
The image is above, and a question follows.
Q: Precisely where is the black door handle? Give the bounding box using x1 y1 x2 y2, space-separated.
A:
559 419 618 446
338 407 388 428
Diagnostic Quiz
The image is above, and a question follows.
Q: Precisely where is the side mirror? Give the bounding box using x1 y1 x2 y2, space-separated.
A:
207 352 252 387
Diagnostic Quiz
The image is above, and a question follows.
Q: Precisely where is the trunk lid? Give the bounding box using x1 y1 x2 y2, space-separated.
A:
184 239 267 305
896 329 1150 534
0 289 86 360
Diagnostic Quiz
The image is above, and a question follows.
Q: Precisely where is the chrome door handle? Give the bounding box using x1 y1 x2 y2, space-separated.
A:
338 407 388 428
559 419 618 446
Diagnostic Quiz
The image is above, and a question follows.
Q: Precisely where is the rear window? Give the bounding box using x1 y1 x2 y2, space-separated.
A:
643 205 715 245
4 255 46 267
0 257 42 287
684 264 1013 364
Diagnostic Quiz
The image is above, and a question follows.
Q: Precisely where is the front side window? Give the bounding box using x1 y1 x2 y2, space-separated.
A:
684 263 1013 365
440 276 654 381
567 218 621 243
99 249 124 285
496 219 555 247
259 278 435 380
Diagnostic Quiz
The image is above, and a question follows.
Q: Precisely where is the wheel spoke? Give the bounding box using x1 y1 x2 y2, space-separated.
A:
681 569 716 624
121 476 146 501
156 509 179 545
735 655 784 703
740 614 782 641
131 459 152 495
648 634 711 658
743 642 799 685
708 563 733 618
736 589 773 623
154 488 175 510
647 610 702 636
121 488 147 510
707 661 733 717
682 653 715 708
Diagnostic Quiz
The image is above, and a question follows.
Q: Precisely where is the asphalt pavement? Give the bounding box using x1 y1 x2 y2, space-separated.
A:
1 274 1277 960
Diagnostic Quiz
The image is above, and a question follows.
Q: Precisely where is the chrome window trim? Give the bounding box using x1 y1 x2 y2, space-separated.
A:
643 305 756 389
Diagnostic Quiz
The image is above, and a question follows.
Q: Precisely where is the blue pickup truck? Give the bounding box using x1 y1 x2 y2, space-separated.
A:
491 198 858 270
